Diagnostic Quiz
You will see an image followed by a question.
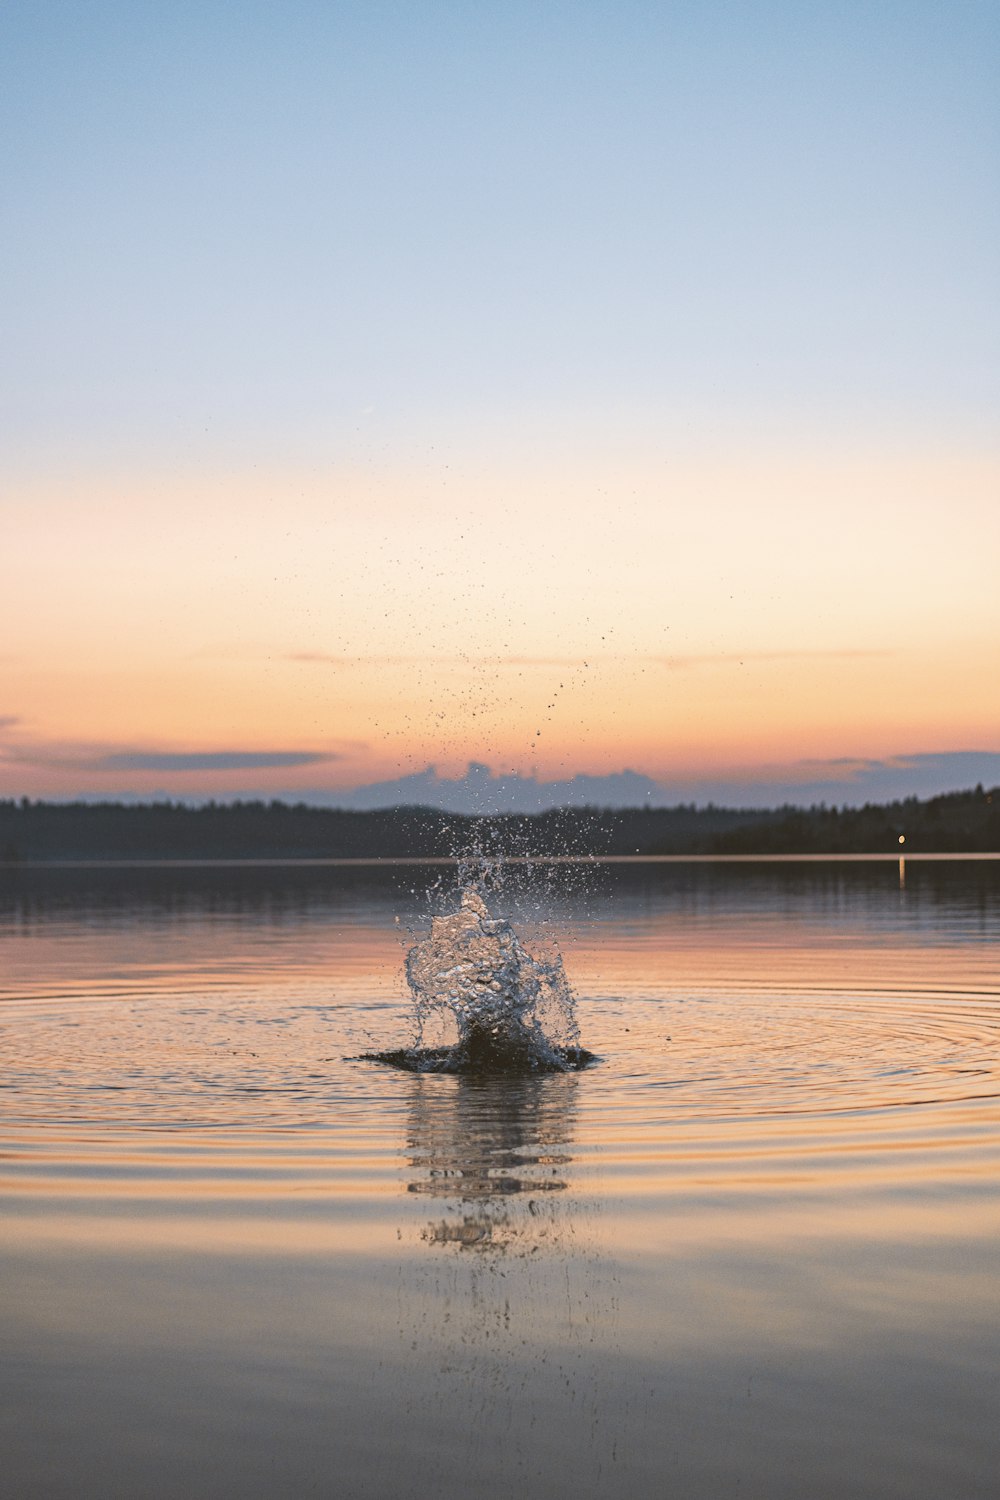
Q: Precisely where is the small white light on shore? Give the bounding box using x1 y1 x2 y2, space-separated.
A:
898 834 906 845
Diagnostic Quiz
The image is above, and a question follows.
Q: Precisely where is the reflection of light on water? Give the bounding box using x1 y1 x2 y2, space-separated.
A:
392 1067 622 1494
404 1071 578 1253
2 862 999 1497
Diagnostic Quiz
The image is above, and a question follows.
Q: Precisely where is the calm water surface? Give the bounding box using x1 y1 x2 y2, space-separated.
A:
2 858 998 1499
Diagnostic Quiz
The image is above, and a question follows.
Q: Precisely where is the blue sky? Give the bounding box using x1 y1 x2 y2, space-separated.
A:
5 1 997 466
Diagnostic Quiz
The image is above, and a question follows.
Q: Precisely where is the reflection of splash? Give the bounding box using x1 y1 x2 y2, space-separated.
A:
405 1071 579 1254
363 883 595 1074
391 1068 622 1492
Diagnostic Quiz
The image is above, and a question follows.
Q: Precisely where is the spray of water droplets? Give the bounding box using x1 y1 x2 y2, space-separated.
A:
361 871 594 1074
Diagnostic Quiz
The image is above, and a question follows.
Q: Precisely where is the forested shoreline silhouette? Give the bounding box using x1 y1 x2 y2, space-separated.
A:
1 785 996 861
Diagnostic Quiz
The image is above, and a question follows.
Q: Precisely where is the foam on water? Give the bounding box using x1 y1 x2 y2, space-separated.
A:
362 878 594 1074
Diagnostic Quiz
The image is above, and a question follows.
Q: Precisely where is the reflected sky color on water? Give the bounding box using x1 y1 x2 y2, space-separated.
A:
1 859 998 1499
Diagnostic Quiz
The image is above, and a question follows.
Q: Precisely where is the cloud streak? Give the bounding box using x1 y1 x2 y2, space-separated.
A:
284 648 891 671
97 751 336 773
653 649 893 670
652 751 1000 809
0 727 342 774
284 652 593 670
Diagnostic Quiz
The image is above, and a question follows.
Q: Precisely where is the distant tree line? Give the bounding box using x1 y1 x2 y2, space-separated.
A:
704 785 999 855
1 785 996 861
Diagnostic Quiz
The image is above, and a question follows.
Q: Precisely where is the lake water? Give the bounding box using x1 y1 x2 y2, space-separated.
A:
2 857 998 1499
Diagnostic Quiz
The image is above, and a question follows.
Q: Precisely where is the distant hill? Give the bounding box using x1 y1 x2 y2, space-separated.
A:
1 785 997 861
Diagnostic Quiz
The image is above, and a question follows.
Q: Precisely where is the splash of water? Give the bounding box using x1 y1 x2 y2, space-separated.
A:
362 881 594 1074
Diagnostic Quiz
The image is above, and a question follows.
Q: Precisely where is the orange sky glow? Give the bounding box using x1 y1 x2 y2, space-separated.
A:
3 443 997 802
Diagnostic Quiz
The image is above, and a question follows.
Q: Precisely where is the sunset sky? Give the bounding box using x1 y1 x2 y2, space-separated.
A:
3 2 998 807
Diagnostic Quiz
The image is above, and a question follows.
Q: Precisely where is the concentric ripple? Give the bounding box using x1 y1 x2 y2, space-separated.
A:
0 857 997 1210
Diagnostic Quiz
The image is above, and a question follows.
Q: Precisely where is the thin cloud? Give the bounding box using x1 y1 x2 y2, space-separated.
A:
496 656 589 668
286 651 356 666
284 648 892 672
98 751 337 773
285 651 546 667
652 648 894 670
286 652 605 670
0 733 344 773
663 750 1000 806
786 750 999 783
792 755 914 775
286 652 445 667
